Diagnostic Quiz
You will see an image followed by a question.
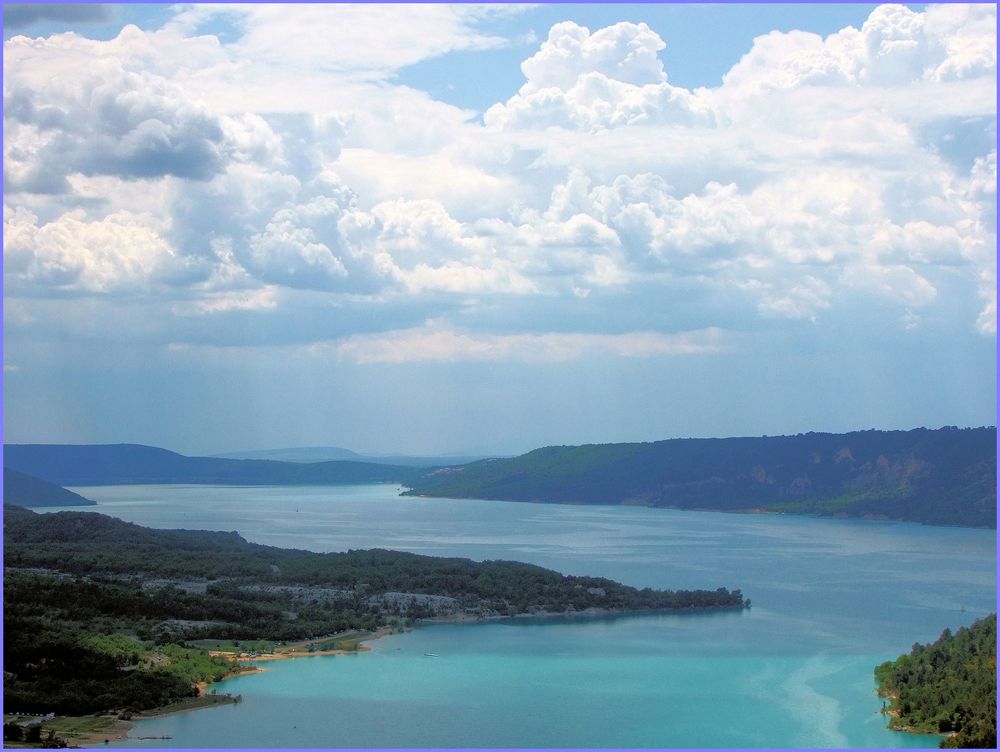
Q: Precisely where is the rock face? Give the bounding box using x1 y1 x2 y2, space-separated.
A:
403 427 997 528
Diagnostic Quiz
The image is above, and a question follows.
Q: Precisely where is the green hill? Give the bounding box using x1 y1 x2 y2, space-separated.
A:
2 467 95 507
876 614 996 748
3 443 423 486
403 427 996 528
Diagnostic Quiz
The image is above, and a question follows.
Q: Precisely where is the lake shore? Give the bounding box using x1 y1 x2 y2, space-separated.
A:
19 692 247 748
60 628 397 747
48 608 722 748
61 611 679 747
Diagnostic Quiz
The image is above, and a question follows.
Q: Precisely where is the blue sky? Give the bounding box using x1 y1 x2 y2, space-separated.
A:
2 3 995 456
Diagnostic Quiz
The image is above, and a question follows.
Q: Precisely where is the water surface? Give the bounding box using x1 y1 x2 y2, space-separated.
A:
49 484 993 748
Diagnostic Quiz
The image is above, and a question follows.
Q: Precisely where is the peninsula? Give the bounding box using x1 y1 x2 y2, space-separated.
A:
3 504 747 743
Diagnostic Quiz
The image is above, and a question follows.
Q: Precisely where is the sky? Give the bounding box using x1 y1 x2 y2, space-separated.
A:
2 3 996 457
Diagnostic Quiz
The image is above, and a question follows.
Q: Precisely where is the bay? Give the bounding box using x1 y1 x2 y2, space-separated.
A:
50 483 995 748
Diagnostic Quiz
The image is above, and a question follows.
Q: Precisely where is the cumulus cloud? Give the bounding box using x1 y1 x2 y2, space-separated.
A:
722 3 996 93
3 26 282 192
2 3 995 351
339 198 537 295
486 21 712 132
2 205 205 293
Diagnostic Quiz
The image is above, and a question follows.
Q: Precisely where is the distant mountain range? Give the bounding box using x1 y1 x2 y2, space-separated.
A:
403 427 997 528
2 467 95 507
3 443 423 487
211 446 490 467
4 427 995 527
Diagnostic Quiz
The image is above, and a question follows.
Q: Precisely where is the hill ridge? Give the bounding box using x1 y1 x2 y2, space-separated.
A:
403 427 997 528
3 443 424 486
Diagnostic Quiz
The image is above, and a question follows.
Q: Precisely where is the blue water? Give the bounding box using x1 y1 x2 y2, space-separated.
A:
50 484 994 748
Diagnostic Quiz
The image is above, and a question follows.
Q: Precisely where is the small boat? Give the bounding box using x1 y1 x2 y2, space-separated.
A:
424 652 439 657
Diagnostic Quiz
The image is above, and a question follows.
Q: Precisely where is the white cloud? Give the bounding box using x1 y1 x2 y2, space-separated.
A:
331 323 725 364
3 28 280 191
334 148 518 217
841 263 938 307
247 210 348 289
171 287 280 316
2 3 995 348
166 4 512 77
2 205 205 293
754 277 833 321
975 296 996 334
721 3 996 94
486 21 712 132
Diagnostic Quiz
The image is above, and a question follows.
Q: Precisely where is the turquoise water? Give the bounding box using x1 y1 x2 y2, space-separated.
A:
52 484 994 748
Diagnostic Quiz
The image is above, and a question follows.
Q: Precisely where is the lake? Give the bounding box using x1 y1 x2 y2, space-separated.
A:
51 483 995 748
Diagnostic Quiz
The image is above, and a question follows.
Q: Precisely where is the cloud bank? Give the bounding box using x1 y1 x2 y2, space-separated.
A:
4 3 996 362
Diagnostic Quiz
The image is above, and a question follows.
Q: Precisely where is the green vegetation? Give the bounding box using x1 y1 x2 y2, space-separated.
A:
875 614 996 748
4 505 747 718
2 467 95 507
404 427 996 528
188 638 278 653
2 612 230 716
3 505 748 616
11 712 118 742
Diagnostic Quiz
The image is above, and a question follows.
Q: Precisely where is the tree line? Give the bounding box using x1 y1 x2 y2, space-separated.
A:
875 614 996 748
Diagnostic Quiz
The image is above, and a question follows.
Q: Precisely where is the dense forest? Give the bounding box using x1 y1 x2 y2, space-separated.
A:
4 443 422 486
875 614 996 748
4 505 747 717
404 427 996 528
2 467 95 507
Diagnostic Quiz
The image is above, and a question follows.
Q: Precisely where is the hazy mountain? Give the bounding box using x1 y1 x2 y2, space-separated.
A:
212 446 488 467
3 443 424 486
2 467 95 507
403 427 997 528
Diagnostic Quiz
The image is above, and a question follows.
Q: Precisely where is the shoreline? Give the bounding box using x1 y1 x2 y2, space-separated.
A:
400 491 994 530
69 607 740 747
68 628 397 747
876 688 952 742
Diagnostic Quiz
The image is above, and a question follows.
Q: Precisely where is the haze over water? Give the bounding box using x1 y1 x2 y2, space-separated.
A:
55 483 995 748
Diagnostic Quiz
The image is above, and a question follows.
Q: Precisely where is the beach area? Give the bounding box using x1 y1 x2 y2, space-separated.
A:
8 607 685 748
7 628 399 748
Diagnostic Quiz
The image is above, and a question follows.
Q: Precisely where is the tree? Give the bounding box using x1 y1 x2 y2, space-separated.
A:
3 722 24 742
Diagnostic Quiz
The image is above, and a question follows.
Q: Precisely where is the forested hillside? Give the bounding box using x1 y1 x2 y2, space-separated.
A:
875 614 996 748
404 427 996 528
